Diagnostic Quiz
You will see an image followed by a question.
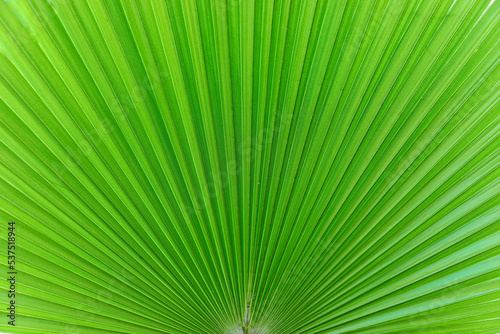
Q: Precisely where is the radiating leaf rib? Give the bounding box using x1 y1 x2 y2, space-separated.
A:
0 0 499 333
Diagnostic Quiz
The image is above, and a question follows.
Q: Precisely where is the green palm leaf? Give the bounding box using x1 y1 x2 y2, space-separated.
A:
0 0 499 333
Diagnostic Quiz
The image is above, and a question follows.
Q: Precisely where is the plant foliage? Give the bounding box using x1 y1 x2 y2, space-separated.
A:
0 0 499 333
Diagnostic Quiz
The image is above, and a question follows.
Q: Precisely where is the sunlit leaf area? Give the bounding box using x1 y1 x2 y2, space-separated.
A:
0 0 499 333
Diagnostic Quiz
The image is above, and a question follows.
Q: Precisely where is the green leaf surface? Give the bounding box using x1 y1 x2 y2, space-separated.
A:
0 0 499 333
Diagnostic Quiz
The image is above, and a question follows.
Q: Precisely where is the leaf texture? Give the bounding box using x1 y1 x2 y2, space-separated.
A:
0 0 499 333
